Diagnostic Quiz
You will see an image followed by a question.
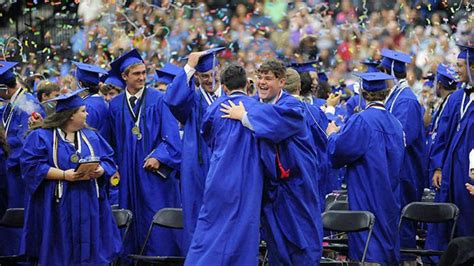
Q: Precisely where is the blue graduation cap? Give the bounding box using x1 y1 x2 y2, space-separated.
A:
73 61 107 86
103 73 126 90
361 59 381 73
287 61 317 73
194 47 225 73
353 72 394 92
436 64 458 89
423 72 435 88
457 43 474 85
380 48 412 73
457 43 474 62
0 61 18 86
156 63 182 85
47 88 86 113
110 49 144 75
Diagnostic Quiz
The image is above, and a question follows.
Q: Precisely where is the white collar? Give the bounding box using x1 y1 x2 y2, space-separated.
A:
126 87 145 101
200 85 222 105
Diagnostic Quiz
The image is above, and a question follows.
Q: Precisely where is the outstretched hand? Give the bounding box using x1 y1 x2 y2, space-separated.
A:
221 100 246 121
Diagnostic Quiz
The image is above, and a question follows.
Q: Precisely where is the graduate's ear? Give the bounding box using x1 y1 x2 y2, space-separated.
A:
121 72 128 82
279 77 286 89
222 84 230 94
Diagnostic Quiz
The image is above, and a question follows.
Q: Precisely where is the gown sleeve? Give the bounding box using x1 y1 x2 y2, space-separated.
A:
20 130 52 194
149 102 182 170
246 100 305 143
429 95 457 172
391 98 424 146
327 115 371 168
164 69 196 124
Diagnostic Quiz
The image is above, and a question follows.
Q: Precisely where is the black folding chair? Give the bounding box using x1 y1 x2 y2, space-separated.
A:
398 202 459 257
326 200 348 211
0 208 37 265
322 210 375 264
111 208 133 266
128 208 185 265
325 192 348 210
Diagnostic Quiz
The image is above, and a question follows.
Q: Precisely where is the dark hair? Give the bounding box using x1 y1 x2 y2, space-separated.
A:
220 64 247 91
378 65 407 79
257 60 286 79
79 80 100 94
300 72 312 96
30 108 80 131
100 83 121 95
37 81 60 102
317 80 331 99
361 89 390 102
3 76 17 89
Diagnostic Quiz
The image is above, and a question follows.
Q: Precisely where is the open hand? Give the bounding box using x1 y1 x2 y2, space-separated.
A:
187 51 207 69
220 100 246 120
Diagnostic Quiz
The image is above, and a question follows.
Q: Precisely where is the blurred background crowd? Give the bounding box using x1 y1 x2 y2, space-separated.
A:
0 0 472 108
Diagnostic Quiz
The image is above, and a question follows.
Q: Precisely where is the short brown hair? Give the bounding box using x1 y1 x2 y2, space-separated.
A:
284 68 301 94
37 81 60 102
361 89 390 102
257 60 286 79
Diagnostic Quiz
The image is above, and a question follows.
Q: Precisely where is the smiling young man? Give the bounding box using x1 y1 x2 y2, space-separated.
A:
425 44 474 257
164 47 225 253
221 60 322 265
107 49 182 256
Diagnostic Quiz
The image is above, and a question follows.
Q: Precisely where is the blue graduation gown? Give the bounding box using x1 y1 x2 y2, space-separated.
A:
0 146 16 257
345 94 366 121
385 81 426 251
164 70 214 253
425 93 453 185
185 93 263 265
248 92 322 265
302 102 334 211
0 90 44 256
426 89 474 252
3 90 45 208
328 106 404 264
108 88 182 255
84 94 110 141
20 128 121 265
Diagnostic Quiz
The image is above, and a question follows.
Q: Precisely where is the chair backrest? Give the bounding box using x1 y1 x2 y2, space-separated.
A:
153 208 184 229
322 210 374 233
325 192 348 210
0 208 24 228
113 209 133 229
322 210 375 263
326 200 348 211
400 202 459 223
138 208 184 255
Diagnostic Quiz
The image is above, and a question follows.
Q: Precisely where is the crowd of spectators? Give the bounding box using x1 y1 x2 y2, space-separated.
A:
0 0 473 105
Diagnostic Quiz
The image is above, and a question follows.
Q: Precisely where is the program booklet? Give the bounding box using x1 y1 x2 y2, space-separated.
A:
75 160 100 176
